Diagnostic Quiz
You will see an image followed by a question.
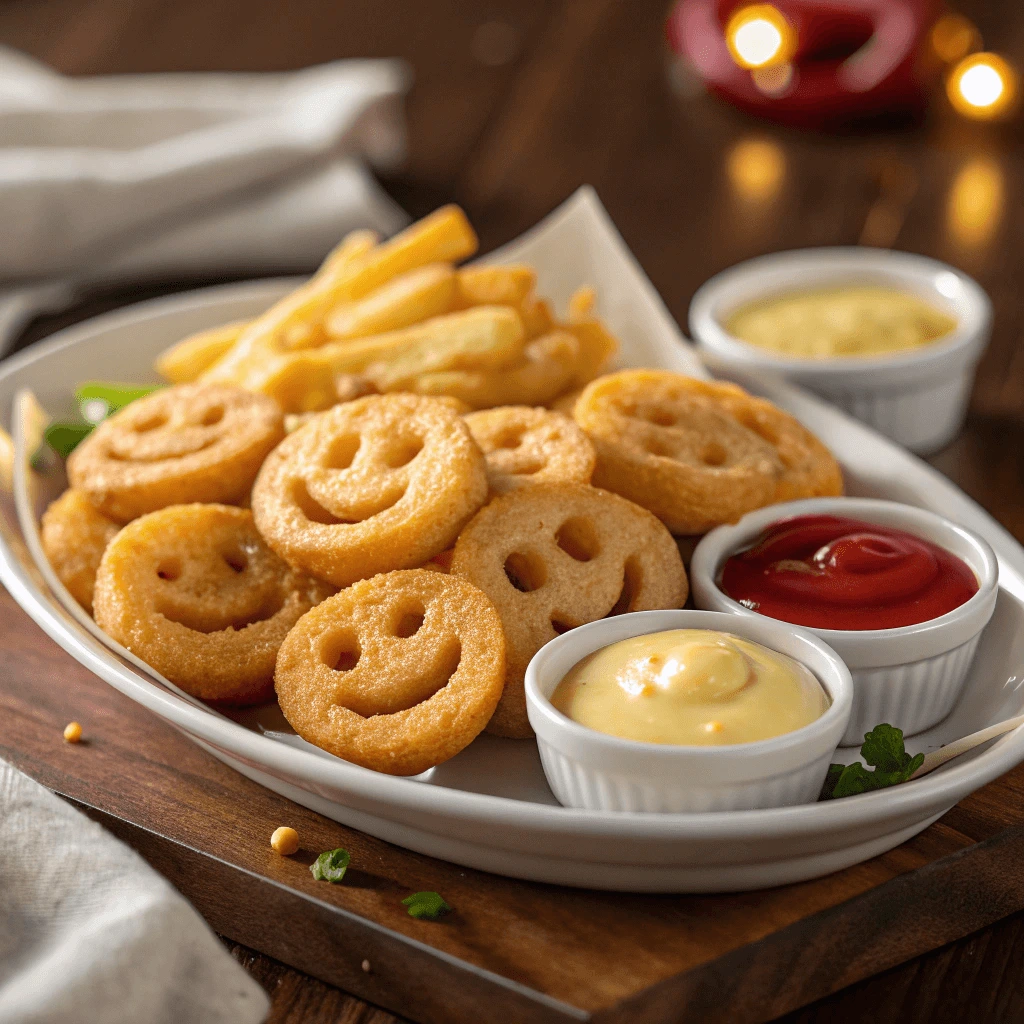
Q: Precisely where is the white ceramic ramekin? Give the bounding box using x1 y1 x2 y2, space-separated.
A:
691 498 999 747
688 248 992 454
524 609 852 813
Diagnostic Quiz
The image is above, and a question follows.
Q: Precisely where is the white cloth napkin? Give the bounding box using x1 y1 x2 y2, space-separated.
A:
0 760 270 1024
0 48 411 352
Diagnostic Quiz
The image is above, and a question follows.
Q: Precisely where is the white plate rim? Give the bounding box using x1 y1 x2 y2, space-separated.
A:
3 278 1024 853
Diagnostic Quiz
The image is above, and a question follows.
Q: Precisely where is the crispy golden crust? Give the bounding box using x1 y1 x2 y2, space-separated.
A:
40 489 120 614
275 569 505 776
67 384 284 522
573 370 842 534
251 394 487 587
451 483 688 738
464 406 595 495
93 504 331 704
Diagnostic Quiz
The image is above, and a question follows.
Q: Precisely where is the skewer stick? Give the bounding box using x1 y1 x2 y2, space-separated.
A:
910 713 1024 779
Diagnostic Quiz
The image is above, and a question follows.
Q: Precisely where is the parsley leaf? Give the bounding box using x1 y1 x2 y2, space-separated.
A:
75 381 162 421
402 891 451 920
820 724 924 800
39 382 163 461
310 848 350 883
43 422 95 459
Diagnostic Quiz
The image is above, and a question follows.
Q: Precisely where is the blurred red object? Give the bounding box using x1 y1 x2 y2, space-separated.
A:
666 0 943 128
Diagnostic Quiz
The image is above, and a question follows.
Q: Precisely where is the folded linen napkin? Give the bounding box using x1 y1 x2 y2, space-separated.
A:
0 47 411 352
0 760 269 1024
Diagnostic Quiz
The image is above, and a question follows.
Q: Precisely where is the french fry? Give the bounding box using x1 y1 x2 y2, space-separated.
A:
155 320 247 383
563 318 618 385
325 264 457 341
242 307 524 412
325 307 525 388
245 352 339 413
455 265 536 308
520 295 556 339
333 205 477 303
411 330 580 409
157 230 379 382
204 206 478 383
319 228 379 275
568 286 596 321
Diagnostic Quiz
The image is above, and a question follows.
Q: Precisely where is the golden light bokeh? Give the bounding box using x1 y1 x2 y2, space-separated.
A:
930 13 981 65
947 157 1004 247
751 62 795 97
725 5 795 70
946 52 1017 120
727 138 786 202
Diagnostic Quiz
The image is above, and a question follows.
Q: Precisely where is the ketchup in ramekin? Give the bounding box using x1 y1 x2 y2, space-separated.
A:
719 514 979 631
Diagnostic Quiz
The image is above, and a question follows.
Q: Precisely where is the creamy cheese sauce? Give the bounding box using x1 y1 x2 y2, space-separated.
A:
725 285 956 359
550 629 829 746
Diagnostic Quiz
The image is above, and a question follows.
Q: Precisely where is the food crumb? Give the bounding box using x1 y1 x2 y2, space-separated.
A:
361 959 371 973
63 722 83 743
704 721 724 734
270 826 300 856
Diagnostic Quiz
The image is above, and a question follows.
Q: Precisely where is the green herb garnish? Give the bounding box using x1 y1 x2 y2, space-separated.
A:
39 381 164 461
310 848 350 883
402 891 452 920
820 723 924 800
43 422 95 459
75 381 162 422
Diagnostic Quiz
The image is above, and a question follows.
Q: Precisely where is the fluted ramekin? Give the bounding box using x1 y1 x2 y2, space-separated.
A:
688 248 992 454
691 498 999 746
525 609 852 813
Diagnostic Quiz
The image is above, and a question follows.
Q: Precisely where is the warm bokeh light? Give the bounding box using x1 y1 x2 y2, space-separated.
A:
947 157 1004 247
727 138 786 202
946 52 1017 119
751 62 795 97
725 5 795 70
930 14 981 65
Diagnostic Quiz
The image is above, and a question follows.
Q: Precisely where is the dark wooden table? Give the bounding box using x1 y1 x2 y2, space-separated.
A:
2 0 1023 1021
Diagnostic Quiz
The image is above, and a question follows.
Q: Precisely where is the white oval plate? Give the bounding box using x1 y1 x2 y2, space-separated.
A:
3 189 1024 893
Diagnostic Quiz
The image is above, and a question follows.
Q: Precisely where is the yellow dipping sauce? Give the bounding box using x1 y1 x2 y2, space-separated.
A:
725 285 956 359
550 629 829 746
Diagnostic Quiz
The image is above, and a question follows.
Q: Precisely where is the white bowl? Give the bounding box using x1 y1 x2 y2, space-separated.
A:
525 609 852 813
691 498 999 747
688 248 992 454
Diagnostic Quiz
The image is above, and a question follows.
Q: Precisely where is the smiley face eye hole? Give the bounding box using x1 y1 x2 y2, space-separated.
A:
200 406 225 426
382 436 423 469
701 441 728 467
323 433 361 471
323 630 361 672
555 517 600 562
494 427 525 450
503 551 547 592
393 601 426 638
223 552 247 573
133 413 167 433
156 558 182 581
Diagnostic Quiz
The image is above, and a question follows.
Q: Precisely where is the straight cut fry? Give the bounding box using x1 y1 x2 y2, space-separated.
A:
323 307 525 386
158 230 378 382
203 207 478 382
325 264 458 340
155 320 247 383
456 265 537 308
239 307 525 412
411 330 580 409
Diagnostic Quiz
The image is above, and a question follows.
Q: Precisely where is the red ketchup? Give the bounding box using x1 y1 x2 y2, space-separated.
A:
720 515 978 631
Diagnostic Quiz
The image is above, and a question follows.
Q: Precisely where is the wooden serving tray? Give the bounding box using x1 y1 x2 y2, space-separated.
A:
4 584 1024 1024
